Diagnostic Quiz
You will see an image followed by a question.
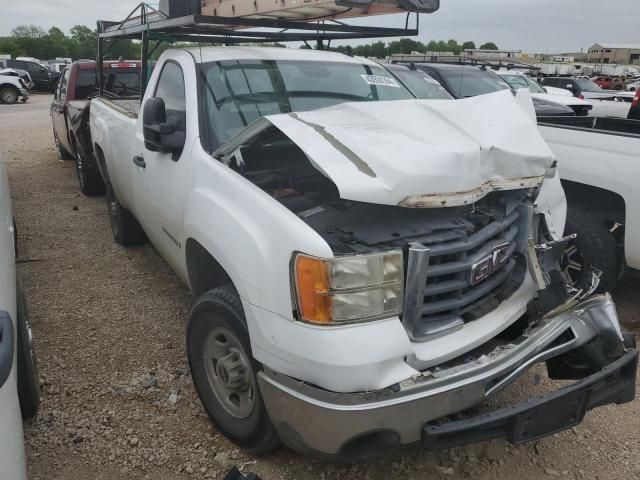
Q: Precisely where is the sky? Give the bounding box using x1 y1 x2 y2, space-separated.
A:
0 0 637 53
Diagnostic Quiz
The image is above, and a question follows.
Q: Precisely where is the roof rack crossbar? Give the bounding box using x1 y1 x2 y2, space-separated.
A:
391 55 541 71
96 2 421 97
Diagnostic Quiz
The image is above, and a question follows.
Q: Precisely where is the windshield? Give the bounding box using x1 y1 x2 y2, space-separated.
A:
390 69 453 100
574 78 602 92
438 68 510 98
499 73 546 94
75 67 140 99
201 59 413 149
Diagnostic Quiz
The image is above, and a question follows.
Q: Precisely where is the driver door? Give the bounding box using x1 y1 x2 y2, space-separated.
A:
132 60 190 270
51 68 72 153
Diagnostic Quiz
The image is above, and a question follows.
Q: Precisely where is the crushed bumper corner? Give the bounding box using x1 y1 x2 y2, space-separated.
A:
423 348 637 451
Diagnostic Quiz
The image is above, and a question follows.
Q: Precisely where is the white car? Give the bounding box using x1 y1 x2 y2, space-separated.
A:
0 74 30 104
89 46 637 460
0 155 40 480
541 77 634 118
496 70 593 116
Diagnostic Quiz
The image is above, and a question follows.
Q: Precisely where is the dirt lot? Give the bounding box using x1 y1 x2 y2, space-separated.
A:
1 94 639 480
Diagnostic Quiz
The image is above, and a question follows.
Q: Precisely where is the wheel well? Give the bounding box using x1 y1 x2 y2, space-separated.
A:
0 84 19 93
186 239 233 297
561 180 626 225
93 144 109 183
69 131 76 152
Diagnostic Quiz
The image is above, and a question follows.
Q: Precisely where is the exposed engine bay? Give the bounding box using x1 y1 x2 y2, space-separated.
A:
230 136 584 328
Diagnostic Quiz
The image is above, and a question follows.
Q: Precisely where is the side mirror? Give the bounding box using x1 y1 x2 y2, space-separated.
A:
143 97 185 154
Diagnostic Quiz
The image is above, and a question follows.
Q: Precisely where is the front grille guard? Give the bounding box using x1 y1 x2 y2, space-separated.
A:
402 243 465 341
401 205 531 342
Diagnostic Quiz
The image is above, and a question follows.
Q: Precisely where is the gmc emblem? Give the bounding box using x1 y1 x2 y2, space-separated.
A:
470 242 511 286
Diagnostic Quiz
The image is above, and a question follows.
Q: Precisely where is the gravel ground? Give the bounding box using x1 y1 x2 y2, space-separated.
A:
1 94 638 480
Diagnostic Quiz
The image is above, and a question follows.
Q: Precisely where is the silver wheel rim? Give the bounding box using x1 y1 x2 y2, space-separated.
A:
203 326 256 419
2 90 17 103
76 150 85 186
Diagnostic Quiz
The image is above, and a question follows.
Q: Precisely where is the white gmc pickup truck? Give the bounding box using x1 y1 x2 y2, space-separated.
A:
89 47 637 460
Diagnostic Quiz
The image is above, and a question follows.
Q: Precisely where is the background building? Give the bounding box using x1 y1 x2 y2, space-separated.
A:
462 48 522 59
588 43 640 65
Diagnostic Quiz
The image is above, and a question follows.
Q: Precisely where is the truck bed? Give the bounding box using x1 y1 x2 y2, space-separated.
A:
99 98 140 118
538 116 640 137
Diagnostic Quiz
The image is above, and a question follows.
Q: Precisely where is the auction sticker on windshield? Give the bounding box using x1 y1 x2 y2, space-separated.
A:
361 75 401 88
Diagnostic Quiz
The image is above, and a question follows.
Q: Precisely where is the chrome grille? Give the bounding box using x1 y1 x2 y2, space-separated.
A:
402 205 529 341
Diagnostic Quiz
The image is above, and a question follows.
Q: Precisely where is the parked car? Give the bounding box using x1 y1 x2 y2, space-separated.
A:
628 89 640 120
89 46 637 460
0 73 30 104
0 59 60 92
0 68 34 91
592 76 626 91
496 70 592 116
382 63 454 100
51 60 141 195
0 154 41 480
403 63 575 116
541 77 634 117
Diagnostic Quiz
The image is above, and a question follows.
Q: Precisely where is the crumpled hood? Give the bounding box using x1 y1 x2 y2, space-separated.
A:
217 89 556 207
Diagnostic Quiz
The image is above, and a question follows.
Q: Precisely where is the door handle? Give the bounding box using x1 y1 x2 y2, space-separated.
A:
132 155 146 168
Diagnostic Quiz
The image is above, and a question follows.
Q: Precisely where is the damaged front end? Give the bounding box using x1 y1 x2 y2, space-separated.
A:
212 92 636 459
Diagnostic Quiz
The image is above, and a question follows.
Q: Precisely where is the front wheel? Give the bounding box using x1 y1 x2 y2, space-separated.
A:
0 87 19 105
562 206 622 293
187 286 280 454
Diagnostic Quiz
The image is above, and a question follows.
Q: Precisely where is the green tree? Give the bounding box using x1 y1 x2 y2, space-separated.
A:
11 24 49 59
0 37 24 57
69 25 97 59
46 27 68 58
479 42 499 50
462 41 476 50
446 39 461 55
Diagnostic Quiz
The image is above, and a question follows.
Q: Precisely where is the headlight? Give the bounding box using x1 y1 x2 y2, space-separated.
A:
292 251 404 325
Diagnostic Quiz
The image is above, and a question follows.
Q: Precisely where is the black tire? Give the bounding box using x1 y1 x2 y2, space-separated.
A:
105 181 146 246
622 331 636 350
187 285 280 454
0 86 19 104
562 206 622 293
16 281 40 419
53 130 73 161
73 139 105 196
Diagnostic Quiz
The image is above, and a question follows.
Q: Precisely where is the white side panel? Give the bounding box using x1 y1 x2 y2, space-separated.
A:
89 99 137 210
0 157 27 480
182 144 334 316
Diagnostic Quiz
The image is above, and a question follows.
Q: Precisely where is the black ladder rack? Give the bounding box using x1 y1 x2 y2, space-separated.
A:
97 2 421 96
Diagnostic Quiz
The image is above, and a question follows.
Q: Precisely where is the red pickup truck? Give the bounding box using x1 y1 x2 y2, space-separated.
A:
51 60 141 195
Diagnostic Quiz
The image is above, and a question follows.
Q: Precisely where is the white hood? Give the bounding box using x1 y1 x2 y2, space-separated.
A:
217 90 556 207
543 86 574 97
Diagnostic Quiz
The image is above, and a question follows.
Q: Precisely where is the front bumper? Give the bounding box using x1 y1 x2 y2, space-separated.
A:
258 294 637 459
